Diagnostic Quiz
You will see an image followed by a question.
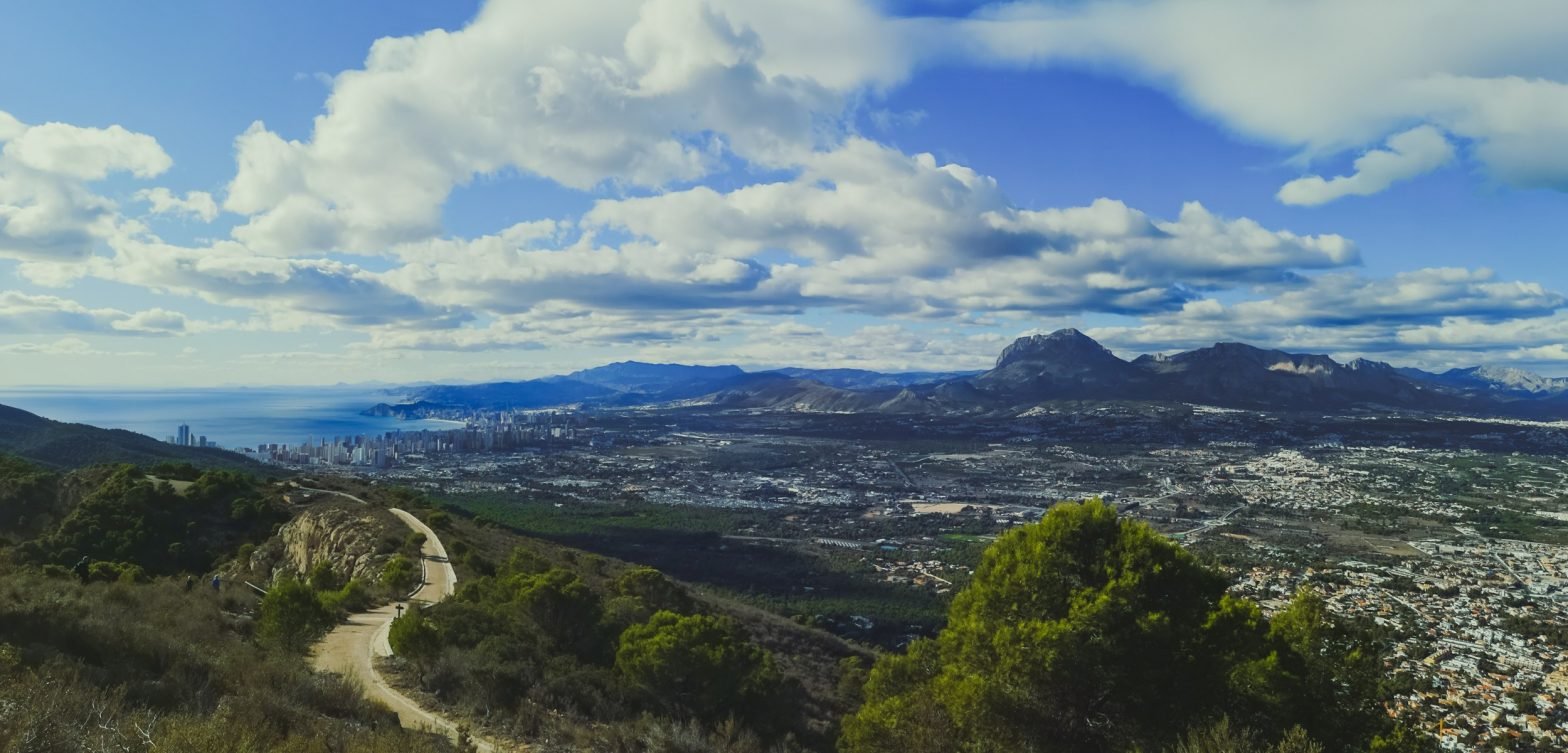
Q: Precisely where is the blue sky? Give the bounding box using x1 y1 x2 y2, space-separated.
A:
1 0 1565 386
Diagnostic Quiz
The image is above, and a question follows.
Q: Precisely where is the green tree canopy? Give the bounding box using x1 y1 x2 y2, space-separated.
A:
0 454 59 538
389 602 443 677
508 567 603 656
840 500 1418 753
613 566 694 615
11 462 276 575
257 578 334 652
382 554 419 593
616 610 781 725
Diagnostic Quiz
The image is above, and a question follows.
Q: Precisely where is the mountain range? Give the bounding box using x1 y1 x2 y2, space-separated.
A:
376 330 1568 420
370 361 981 414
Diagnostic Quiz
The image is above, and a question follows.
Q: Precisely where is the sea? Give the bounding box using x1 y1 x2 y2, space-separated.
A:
0 386 461 452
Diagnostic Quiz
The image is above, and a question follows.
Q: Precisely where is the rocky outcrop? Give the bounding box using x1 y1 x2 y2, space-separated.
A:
993 328 1123 371
360 400 447 419
247 503 398 584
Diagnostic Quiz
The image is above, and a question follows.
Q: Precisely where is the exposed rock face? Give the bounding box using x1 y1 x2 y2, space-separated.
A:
1443 365 1568 396
993 328 1124 371
248 503 396 584
974 329 1140 400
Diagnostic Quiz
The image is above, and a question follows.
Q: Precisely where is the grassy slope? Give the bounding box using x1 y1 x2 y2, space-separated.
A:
0 568 457 752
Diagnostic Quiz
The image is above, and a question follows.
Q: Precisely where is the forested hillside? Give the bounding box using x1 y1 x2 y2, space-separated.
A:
0 402 263 472
0 457 283 579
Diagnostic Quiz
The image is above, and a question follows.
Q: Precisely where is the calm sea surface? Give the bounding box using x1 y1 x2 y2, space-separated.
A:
0 387 457 451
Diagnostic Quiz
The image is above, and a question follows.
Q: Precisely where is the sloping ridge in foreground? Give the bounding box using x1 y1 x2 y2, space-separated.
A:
309 502 514 752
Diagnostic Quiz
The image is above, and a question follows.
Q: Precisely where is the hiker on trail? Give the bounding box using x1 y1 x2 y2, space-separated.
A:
184 575 195 592
73 556 90 584
211 575 221 592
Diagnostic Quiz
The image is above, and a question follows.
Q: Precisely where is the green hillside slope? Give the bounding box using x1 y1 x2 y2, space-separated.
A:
0 402 262 472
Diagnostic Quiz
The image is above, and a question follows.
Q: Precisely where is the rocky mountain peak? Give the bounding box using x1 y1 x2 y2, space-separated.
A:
1467 364 1568 395
1345 357 1391 371
995 328 1120 369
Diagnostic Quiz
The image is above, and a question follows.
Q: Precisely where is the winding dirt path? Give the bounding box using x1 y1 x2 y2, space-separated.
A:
309 505 514 752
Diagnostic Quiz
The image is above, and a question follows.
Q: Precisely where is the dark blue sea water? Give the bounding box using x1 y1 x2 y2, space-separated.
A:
0 387 459 452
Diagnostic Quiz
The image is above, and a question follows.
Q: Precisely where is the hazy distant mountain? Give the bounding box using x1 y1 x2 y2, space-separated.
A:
764 367 981 389
1409 365 1568 397
398 363 977 411
674 373 971 414
411 378 616 410
0 402 261 471
562 361 746 393
678 374 881 411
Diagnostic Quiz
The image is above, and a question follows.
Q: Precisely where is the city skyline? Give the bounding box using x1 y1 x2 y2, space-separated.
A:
3 1 1568 386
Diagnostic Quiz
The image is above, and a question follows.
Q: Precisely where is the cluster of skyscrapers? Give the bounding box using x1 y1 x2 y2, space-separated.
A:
250 411 586 468
166 424 216 449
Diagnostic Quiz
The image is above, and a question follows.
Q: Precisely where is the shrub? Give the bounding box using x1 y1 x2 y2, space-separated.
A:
388 602 442 678
0 564 456 753
382 555 419 593
306 559 342 592
321 578 373 614
256 578 333 652
615 611 781 725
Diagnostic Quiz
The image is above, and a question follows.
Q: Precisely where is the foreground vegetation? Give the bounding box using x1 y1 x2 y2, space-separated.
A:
378 509 861 752
842 500 1432 753
0 455 453 751
0 566 455 753
1 458 1441 752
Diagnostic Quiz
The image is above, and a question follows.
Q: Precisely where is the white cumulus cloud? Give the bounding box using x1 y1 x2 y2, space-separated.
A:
1277 126 1456 206
0 291 189 336
222 0 925 256
136 187 220 222
1085 268 1568 368
0 110 172 263
3 121 170 180
961 0 1568 198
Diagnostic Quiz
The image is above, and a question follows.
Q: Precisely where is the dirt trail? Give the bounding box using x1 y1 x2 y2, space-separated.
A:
310 506 515 752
